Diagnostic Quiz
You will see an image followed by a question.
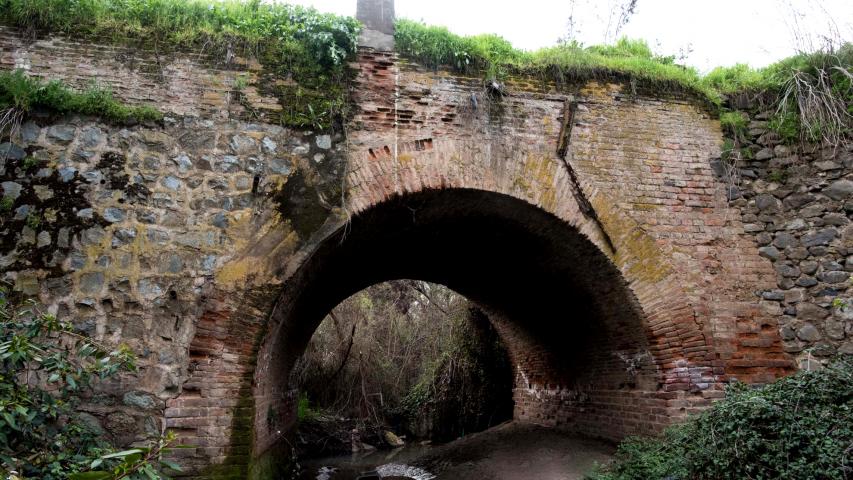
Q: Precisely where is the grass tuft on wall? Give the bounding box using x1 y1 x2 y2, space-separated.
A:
0 69 162 125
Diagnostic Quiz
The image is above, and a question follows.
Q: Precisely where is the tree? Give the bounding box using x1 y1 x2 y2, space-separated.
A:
561 0 639 45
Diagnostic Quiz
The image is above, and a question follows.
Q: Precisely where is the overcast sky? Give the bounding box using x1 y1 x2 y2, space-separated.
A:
286 0 853 72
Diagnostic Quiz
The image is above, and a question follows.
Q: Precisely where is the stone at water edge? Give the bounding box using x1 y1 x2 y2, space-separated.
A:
384 430 405 448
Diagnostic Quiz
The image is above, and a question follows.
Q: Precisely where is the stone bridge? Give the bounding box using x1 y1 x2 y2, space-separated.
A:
1 1 824 478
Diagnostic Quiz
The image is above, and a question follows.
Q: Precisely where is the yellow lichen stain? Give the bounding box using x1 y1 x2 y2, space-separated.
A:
542 115 554 136
513 153 558 211
632 203 660 212
590 195 671 284
221 211 258 253
398 152 414 166
216 258 254 285
447 153 468 170
214 210 301 288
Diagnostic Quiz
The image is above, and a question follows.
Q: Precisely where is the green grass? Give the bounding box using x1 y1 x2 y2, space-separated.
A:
0 69 162 123
0 0 361 129
703 63 774 94
719 110 748 138
0 0 360 66
395 21 719 104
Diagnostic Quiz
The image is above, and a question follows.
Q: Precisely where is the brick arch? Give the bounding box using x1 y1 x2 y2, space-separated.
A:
247 175 719 475
165 64 794 477
165 129 793 477
340 133 725 389
166 141 751 479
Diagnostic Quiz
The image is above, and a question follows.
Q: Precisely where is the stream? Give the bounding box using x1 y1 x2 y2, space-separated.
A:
297 444 435 480
294 423 614 480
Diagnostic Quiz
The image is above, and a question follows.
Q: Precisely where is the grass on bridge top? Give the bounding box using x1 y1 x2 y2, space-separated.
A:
0 0 361 67
0 69 162 124
0 0 362 129
0 0 850 137
395 19 853 111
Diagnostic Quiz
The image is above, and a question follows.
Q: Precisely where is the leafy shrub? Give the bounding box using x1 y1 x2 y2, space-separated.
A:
0 287 180 479
589 356 853 480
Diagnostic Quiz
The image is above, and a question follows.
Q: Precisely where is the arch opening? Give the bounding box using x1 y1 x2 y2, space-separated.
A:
293 279 515 454
254 188 663 468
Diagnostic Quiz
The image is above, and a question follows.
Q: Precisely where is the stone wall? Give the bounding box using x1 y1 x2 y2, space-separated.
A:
721 103 853 366
1 26 346 476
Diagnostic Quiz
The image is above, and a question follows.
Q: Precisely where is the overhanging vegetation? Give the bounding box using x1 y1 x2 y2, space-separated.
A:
395 20 720 104
0 1 849 139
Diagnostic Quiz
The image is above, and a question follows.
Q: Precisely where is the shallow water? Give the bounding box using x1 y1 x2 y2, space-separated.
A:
296 444 435 480
294 423 614 480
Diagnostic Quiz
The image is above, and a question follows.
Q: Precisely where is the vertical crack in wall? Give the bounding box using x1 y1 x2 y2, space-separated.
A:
393 58 400 191
556 98 616 252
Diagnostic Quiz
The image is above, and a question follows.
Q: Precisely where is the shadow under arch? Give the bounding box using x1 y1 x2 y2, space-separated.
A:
251 187 665 474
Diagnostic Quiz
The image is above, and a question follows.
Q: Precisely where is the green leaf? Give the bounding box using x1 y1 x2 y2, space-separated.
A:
100 448 143 459
143 465 159 479
160 459 183 471
68 472 112 480
1 412 17 430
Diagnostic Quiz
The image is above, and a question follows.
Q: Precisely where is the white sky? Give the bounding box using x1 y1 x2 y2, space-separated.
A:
286 0 853 72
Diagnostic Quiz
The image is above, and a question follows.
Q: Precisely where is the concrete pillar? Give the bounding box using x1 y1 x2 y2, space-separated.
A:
356 0 395 50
